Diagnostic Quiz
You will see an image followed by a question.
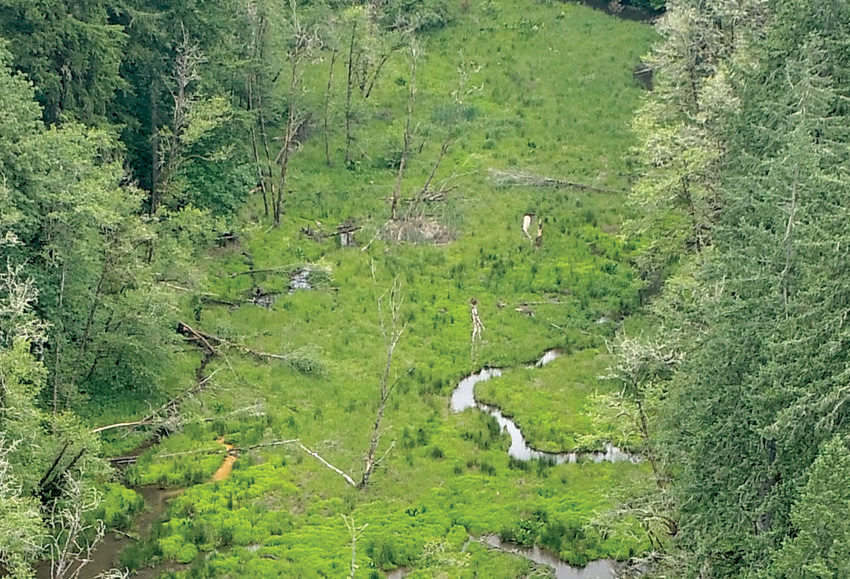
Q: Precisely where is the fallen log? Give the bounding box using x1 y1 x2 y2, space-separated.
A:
177 321 303 364
489 169 628 195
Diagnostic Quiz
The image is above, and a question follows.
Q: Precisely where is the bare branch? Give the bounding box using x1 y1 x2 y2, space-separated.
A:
390 37 420 220
342 515 369 578
489 168 629 194
360 281 406 488
45 473 106 579
300 443 356 487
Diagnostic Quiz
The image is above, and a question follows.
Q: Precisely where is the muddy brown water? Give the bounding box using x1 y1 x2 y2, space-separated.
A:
36 438 236 579
35 486 183 579
211 438 236 482
41 353 638 578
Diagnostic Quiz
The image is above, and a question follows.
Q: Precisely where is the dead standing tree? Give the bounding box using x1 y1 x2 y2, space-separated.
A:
343 16 358 167
359 281 406 488
390 36 421 221
45 473 108 579
342 514 368 578
343 7 413 167
245 0 276 216
156 26 206 214
322 40 339 167
273 0 320 227
413 57 480 208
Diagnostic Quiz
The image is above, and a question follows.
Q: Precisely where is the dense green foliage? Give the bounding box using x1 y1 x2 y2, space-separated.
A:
0 0 661 576
624 0 850 576
8 0 850 577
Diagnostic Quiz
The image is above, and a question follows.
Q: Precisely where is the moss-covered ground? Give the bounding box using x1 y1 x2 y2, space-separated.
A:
95 1 657 576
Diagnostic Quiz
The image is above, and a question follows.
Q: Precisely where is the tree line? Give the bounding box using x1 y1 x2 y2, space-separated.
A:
0 1 450 576
608 0 850 576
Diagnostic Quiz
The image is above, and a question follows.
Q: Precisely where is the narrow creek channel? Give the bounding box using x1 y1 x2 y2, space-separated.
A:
447 350 639 578
34 486 183 579
386 535 621 579
53 349 637 578
37 438 236 579
480 535 620 579
450 350 640 464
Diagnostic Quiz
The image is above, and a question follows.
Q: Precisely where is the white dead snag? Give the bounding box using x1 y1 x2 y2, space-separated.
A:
359 282 406 488
300 443 356 487
342 515 369 579
46 473 106 579
534 221 543 249
470 298 485 343
156 26 206 213
522 213 534 239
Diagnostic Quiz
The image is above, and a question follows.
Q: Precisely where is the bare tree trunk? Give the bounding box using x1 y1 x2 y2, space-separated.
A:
632 378 663 487
52 263 66 416
362 53 389 99
257 87 276 216
160 29 203 194
391 39 419 221
419 132 452 200
246 3 272 216
247 78 270 216
343 515 368 578
274 65 298 227
68 258 109 394
149 85 159 216
323 48 338 167
273 0 314 227
359 282 405 488
413 57 474 213
344 21 357 166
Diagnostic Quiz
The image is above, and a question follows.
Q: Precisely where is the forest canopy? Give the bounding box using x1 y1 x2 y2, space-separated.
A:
2 0 850 577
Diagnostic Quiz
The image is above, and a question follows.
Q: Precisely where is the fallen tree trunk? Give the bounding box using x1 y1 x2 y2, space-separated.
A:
177 322 296 363
489 169 628 195
150 438 357 487
228 265 294 278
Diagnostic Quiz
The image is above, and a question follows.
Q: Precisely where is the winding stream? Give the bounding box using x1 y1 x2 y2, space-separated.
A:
450 350 640 465
481 535 620 579
36 438 237 579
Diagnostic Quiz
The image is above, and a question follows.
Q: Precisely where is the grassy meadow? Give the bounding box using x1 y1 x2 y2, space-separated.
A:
96 1 658 576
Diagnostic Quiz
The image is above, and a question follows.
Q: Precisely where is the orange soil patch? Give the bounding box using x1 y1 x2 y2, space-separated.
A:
211 436 237 482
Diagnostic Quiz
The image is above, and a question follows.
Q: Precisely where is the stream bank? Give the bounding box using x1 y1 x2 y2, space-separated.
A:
481 534 621 579
37 437 237 579
450 350 640 464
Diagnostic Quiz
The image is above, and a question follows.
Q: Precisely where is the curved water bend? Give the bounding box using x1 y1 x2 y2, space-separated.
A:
450 350 639 464
481 535 620 579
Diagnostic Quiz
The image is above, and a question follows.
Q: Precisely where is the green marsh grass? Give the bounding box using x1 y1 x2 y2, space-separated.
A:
116 0 657 575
